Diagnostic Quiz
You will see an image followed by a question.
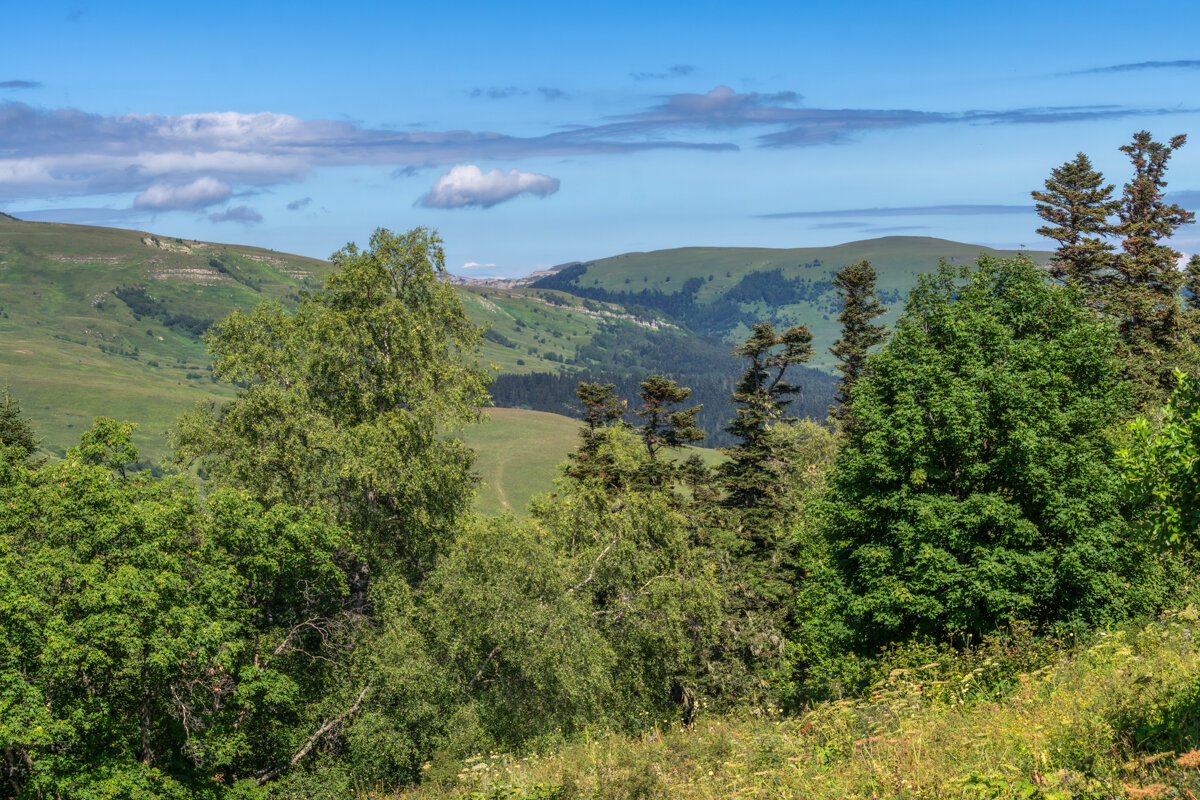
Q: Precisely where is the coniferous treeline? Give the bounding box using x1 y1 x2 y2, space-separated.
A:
491 365 837 449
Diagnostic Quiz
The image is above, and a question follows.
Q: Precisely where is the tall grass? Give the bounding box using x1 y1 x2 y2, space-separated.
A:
380 608 1200 799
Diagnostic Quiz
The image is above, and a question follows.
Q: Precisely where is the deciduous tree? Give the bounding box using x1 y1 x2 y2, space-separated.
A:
173 227 490 584
822 257 1149 650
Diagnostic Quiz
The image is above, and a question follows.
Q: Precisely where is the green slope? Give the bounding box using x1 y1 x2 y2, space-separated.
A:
458 286 675 376
0 218 694 467
1 217 1042 486
0 216 334 461
460 407 725 516
535 236 1052 371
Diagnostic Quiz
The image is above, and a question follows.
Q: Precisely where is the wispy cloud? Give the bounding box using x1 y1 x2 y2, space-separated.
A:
631 64 695 81
461 261 497 269
0 101 732 203
418 165 560 209
208 205 262 224
1 92 1190 207
286 196 312 211
759 204 1034 220
471 86 523 100
606 86 1183 147
0 80 40 89
538 87 568 102
1071 60 1200 75
134 177 231 210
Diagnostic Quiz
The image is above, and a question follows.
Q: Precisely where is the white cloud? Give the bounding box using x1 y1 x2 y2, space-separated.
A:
460 261 496 269
133 177 231 210
418 165 560 209
208 205 263 224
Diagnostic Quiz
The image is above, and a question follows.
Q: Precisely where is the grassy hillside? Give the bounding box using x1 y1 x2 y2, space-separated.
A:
460 408 581 515
458 286 677 376
535 237 1051 371
386 609 1200 800
1 217 1033 480
0 217 693 461
460 408 725 516
0 215 333 461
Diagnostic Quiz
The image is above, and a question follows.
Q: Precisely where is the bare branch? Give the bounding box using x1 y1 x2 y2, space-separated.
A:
255 684 370 784
566 541 613 596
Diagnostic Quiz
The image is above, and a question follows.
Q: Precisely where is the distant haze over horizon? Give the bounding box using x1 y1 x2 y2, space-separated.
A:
2 0 1198 277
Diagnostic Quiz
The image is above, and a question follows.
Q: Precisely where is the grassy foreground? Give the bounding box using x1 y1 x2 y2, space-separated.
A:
381 609 1200 800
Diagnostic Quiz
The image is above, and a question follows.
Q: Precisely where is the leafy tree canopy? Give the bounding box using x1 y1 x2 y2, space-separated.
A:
173 227 490 581
1 419 353 797
822 256 1145 649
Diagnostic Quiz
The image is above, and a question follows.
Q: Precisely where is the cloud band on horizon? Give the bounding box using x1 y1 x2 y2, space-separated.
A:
0 91 1190 210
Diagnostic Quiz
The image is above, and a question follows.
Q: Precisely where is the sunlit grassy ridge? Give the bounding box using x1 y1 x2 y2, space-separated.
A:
383 609 1200 800
0 215 333 460
549 237 1051 371
0 218 678 461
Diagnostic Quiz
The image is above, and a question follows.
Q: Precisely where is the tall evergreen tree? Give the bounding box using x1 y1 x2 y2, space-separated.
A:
719 322 813 524
1031 152 1119 291
565 381 628 488
1109 132 1198 402
0 383 40 463
634 373 704 489
1032 133 1198 404
829 260 888 422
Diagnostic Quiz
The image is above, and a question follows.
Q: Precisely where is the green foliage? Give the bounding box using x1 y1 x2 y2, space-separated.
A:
633 374 704 488
1034 132 1199 406
719 321 814 524
383 613 1200 800
821 256 1140 652
0 419 352 797
173 227 490 580
1032 151 1119 292
0 383 40 464
565 382 629 490
829 260 888 423
1120 369 1200 546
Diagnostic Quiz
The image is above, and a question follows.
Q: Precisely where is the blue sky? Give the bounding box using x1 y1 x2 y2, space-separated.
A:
3 0 1199 276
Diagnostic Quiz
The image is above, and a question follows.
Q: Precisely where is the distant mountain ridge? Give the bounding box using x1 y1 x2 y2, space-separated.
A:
1 216 1045 461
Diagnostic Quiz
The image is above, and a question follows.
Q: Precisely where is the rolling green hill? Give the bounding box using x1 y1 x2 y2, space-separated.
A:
0 216 1041 491
0 215 334 461
532 236 1052 371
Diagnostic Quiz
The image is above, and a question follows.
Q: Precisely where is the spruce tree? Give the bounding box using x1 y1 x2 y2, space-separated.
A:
829 260 888 422
1032 133 1198 404
566 381 628 488
634 373 704 489
0 383 40 463
1110 132 1198 402
1031 152 1119 291
1185 253 1200 313
720 322 813 523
